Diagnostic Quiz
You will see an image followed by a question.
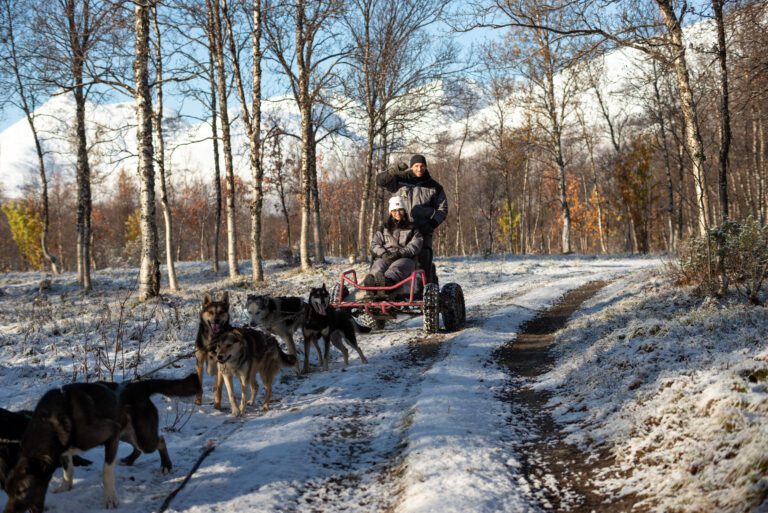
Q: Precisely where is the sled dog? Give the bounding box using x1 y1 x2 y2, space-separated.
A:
302 284 370 373
215 328 298 416
194 292 231 407
0 408 92 492
2 374 200 513
245 294 306 374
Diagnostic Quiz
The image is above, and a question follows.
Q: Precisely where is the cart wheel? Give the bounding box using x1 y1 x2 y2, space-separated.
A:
423 283 440 334
441 283 465 332
358 312 385 331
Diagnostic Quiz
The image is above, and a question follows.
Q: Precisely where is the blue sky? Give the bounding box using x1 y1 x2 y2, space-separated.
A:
0 19 497 134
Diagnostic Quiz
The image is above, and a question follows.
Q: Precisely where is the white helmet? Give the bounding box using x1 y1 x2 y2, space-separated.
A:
388 196 405 211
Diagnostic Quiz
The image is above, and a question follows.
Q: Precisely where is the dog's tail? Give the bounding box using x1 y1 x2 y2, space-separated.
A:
124 373 202 401
277 347 298 368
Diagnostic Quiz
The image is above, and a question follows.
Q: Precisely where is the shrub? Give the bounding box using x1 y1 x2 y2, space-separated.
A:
1 200 44 270
722 218 768 304
674 218 768 303
674 233 719 296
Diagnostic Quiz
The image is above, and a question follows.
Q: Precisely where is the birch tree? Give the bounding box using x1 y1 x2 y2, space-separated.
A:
480 2 579 253
0 0 59 274
150 4 178 291
221 0 265 282
31 0 127 289
135 0 160 300
206 0 239 278
263 0 347 271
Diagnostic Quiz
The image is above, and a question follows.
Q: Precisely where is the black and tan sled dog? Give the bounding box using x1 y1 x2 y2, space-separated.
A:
215 328 298 416
2 374 200 513
0 408 91 492
302 284 370 373
194 292 232 407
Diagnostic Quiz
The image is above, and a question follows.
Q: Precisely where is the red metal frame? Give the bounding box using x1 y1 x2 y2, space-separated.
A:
331 268 428 317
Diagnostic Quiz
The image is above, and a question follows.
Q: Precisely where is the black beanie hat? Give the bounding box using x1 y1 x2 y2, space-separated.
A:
409 154 427 167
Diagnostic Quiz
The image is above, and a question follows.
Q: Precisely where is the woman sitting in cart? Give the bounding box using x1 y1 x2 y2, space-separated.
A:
362 196 424 290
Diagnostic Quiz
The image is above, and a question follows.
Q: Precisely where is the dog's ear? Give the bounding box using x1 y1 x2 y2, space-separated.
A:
220 291 229 305
203 293 212 306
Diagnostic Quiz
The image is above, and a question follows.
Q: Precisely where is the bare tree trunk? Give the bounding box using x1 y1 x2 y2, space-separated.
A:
542 37 571 253
222 0 264 281
368 125 388 250
135 0 160 301
455 118 469 256
760 111 766 225
657 0 710 235
250 0 264 281
74 87 91 289
652 66 676 252
357 126 375 261
520 153 529 254
66 0 92 290
208 0 238 278
299 107 313 270
206 25 222 273
309 138 325 263
676 140 686 240
29 119 59 275
754 108 765 224
151 5 178 291
713 0 731 223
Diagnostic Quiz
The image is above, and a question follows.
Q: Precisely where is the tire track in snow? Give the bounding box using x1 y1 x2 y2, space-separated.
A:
286 282 549 513
286 331 450 513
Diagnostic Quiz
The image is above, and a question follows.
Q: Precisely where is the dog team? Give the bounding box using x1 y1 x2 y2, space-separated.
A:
1 283 370 512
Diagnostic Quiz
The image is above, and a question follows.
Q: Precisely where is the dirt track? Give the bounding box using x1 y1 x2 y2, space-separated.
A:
495 281 645 513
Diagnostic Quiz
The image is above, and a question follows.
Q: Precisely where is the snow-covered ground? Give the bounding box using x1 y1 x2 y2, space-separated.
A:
1 255 765 513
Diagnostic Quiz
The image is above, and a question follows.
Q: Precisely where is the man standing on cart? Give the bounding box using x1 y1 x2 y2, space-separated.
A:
375 154 448 284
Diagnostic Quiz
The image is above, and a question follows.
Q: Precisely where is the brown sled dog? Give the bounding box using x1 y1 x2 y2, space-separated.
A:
194 292 231 408
215 328 298 416
2 374 200 513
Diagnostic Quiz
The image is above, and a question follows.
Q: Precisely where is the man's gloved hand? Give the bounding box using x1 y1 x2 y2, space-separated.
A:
381 252 397 265
387 162 409 177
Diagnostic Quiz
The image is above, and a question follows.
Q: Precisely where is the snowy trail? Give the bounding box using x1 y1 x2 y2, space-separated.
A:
0 257 659 513
159 259 649 513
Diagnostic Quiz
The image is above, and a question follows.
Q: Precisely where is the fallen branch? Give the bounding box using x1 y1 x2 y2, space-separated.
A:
138 350 196 380
158 440 216 513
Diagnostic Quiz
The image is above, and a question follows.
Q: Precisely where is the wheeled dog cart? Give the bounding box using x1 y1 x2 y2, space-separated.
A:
329 268 466 334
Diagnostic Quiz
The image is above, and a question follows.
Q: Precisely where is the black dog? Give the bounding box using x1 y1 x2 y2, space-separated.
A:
302 284 370 373
3 373 201 513
0 408 91 492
